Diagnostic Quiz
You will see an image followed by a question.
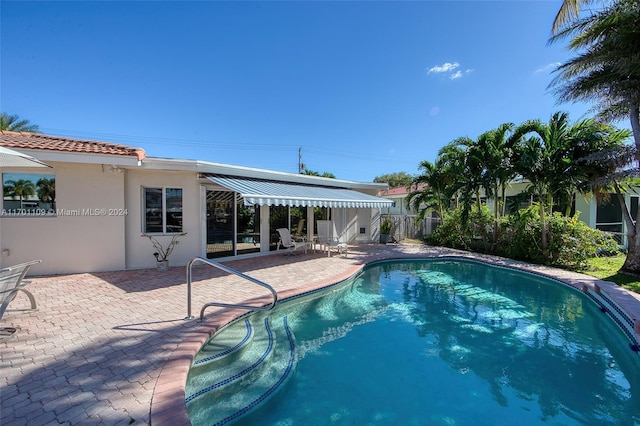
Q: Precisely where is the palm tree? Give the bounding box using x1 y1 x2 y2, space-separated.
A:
437 137 484 223
551 0 590 34
407 159 450 221
473 123 519 218
513 112 630 252
467 123 521 244
4 179 36 207
0 113 39 133
562 118 632 209
408 133 488 227
36 177 56 207
513 112 585 251
549 0 640 272
550 0 640 154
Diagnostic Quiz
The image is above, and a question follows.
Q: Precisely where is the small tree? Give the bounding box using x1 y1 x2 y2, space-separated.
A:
374 172 413 188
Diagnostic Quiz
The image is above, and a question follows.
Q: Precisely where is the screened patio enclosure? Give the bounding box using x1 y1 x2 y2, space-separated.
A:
203 175 393 259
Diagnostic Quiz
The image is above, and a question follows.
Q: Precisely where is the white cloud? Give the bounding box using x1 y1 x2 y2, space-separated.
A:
535 62 561 74
428 62 460 74
428 62 472 81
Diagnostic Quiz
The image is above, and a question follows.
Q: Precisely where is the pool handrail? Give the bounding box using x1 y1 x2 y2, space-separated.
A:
186 257 278 321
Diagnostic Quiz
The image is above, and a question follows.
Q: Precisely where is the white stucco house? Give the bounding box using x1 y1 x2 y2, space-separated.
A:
0 131 392 275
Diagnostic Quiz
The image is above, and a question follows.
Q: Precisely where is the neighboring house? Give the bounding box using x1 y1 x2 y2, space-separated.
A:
377 184 425 216
379 180 640 247
0 131 392 275
377 183 439 240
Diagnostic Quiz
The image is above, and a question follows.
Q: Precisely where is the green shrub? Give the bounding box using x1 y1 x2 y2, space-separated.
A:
496 205 620 269
427 204 620 270
426 206 494 252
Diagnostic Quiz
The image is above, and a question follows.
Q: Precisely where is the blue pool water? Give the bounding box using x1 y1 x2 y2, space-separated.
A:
186 259 640 425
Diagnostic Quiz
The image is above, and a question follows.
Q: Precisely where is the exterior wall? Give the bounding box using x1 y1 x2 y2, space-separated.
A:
575 194 595 227
124 169 202 269
355 208 372 242
1 160 388 274
329 208 379 244
381 196 408 215
1 162 126 275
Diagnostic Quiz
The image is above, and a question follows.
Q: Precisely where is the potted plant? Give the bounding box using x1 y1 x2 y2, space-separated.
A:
380 216 393 244
144 232 187 271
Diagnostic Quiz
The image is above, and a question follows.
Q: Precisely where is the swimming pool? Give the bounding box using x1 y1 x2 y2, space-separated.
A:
186 258 640 425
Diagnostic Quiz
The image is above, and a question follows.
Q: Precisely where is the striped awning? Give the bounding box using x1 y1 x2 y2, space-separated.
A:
206 175 393 208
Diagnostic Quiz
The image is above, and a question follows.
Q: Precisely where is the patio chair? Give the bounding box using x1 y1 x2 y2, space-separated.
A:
316 220 348 258
0 259 41 342
276 228 308 255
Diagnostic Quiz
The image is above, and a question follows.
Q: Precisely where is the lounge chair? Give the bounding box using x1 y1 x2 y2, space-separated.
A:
316 220 348 258
276 228 308 255
293 218 306 240
0 260 41 341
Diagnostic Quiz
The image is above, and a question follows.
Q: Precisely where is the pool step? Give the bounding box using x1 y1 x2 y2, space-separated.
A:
186 316 297 426
191 319 254 367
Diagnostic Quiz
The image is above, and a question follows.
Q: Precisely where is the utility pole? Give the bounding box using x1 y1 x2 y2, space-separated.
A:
298 146 304 173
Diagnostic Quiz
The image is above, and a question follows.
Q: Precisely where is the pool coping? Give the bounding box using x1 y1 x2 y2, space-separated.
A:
149 250 640 426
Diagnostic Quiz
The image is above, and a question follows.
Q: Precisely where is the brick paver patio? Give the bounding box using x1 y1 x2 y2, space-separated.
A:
2 244 639 425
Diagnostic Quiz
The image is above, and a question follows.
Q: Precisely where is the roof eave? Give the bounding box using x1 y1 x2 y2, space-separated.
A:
8 148 142 167
143 157 388 190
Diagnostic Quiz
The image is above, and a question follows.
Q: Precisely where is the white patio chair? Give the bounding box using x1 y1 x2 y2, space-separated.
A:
276 228 308 255
0 259 41 342
316 220 347 258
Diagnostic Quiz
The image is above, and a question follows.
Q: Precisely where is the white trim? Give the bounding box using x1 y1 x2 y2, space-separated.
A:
142 157 386 191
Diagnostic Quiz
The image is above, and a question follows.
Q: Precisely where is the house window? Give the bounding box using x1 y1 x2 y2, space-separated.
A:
596 195 623 243
143 187 182 234
2 173 56 216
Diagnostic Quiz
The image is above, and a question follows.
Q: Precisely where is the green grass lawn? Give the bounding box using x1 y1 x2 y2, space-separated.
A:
578 254 640 294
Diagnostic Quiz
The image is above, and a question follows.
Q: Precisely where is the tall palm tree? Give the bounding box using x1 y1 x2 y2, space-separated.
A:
513 112 585 251
549 0 640 272
468 123 521 244
0 113 39 133
550 0 640 155
408 135 486 226
513 112 630 252
437 137 485 224
473 123 518 218
563 118 632 207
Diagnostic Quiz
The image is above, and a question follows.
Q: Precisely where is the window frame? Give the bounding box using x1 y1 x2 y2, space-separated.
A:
142 186 183 234
2 172 57 217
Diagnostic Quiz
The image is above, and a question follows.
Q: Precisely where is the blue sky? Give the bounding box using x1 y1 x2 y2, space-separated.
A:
1 1 597 182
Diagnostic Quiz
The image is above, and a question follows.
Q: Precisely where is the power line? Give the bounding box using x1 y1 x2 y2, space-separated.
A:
39 127 300 151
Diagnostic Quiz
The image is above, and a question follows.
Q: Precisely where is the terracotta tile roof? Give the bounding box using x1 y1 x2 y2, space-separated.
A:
0 131 146 160
378 183 426 197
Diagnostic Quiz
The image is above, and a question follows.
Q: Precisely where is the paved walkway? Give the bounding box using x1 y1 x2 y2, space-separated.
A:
2 244 640 425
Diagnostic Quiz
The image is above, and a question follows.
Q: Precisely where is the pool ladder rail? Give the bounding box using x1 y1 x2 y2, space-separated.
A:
186 257 278 321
